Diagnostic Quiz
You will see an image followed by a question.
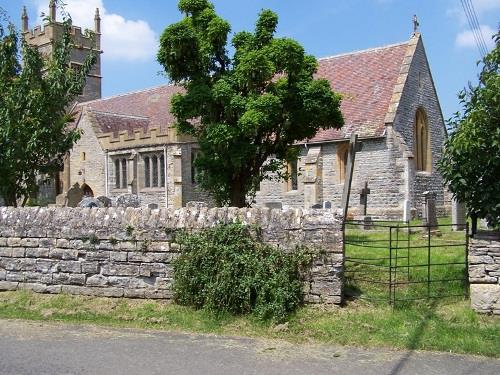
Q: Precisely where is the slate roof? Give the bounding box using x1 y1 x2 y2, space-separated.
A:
77 38 411 143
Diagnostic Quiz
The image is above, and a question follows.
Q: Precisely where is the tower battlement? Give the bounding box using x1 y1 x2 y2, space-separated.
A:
22 2 103 103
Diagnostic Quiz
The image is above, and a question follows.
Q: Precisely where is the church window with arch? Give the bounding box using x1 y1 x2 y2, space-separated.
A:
414 108 431 172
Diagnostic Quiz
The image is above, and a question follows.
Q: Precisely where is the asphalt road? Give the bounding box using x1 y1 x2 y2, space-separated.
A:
0 319 498 375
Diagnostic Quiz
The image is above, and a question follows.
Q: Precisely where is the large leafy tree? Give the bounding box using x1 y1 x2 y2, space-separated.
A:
158 0 343 207
439 31 500 228
0 7 96 206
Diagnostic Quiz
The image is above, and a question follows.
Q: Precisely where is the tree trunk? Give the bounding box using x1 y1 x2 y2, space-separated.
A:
230 178 247 208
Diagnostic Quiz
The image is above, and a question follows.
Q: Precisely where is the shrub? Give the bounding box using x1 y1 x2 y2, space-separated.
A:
172 223 311 322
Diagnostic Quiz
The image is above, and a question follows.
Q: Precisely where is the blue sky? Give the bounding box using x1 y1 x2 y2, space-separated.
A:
3 0 500 120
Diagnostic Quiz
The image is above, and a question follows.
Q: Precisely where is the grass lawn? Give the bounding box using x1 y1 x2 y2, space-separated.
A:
0 290 499 358
344 217 469 304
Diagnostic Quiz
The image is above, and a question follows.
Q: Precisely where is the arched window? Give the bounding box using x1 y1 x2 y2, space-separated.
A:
337 143 349 182
144 156 150 188
415 108 430 171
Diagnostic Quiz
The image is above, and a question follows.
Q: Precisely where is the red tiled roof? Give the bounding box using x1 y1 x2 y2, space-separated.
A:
92 111 150 137
78 40 409 143
79 85 183 135
310 41 409 142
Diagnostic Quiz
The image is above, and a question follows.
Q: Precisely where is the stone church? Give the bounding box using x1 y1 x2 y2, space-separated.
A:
24 3 450 218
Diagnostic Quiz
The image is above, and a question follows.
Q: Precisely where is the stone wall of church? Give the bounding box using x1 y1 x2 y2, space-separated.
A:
69 113 106 197
0 207 344 305
392 37 449 216
256 137 407 218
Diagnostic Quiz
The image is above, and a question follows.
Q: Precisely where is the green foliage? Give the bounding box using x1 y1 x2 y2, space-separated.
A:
158 1 343 207
439 31 500 228
0 6 97 206
172 222 311 321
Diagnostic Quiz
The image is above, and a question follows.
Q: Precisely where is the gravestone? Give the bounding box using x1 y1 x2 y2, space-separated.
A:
96 196 112 208
148 203 159 209
186 201 208 209
323 201 332 209
116 194 140 208
452 198 466 231
359 181 370 216
264 202 282 209
78 197 102 208
422 191 438 229
403 199 411 222
311 203 322 209
66 183 84 208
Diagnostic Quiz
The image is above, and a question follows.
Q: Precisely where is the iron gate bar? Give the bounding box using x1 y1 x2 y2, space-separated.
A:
392 278 466 285
346 256 409 261
391 262 466 268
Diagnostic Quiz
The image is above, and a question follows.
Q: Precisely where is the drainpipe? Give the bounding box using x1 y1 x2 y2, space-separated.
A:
104 151 109 196
164 145 168 208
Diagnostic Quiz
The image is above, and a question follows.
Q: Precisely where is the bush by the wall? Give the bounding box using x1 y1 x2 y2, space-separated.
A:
172 223 311 322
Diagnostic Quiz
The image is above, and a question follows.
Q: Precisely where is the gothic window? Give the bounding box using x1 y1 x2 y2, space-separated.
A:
287 159 298 191
415 108 430 171
337 143 349 182
144 156 151 188
142 153 165 189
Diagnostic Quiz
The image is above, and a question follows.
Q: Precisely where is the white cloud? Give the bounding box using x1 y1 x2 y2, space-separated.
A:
34 0 157 62
472 0 500 14
456 24 496 49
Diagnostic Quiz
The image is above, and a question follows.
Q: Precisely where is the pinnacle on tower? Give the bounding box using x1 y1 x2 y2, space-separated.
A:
21 6 29 32
94 8 101 33
49 0 56 22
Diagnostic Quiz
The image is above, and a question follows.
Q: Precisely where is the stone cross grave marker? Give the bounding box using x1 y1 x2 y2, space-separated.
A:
359 181 370 216
452 198 466 231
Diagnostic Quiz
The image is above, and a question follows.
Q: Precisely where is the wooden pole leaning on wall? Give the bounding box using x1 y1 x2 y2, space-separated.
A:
341 133 361 221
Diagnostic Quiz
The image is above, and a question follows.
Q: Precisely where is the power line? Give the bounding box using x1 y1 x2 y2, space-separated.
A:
460 0 488 58
467 0 489 54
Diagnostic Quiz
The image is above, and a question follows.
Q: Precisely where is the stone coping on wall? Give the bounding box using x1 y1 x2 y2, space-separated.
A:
0 207 344 305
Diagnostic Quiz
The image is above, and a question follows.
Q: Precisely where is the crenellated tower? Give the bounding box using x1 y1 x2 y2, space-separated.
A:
21 1 102 103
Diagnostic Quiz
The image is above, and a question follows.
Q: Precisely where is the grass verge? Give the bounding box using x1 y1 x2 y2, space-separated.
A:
0 290 498 358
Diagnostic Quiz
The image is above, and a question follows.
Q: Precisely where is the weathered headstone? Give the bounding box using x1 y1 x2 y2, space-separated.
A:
452 198 466 231
78 197 102 208
264 202 282 209
403 199 411 222
116 194 140 208
186 201 208 209
66 183 84 208
422 191 438 229
323 201 332 209
148 203 159 209
96 196 112 208
359 181 370 216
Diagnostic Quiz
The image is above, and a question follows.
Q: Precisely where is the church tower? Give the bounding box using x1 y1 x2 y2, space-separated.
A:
21 1 102 103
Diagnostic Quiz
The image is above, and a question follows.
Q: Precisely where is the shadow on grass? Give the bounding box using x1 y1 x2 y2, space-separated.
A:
388 299 438 375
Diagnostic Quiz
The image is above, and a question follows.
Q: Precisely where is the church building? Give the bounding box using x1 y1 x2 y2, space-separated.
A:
24 3 451 219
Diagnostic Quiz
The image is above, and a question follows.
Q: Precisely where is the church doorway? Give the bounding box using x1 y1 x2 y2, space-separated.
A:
82 184 94 197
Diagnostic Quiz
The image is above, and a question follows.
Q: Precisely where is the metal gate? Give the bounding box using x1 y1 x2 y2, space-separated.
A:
343 221 469 305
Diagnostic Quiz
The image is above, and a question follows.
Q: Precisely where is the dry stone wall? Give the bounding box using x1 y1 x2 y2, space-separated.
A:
0 207 344 304
469 236 500 314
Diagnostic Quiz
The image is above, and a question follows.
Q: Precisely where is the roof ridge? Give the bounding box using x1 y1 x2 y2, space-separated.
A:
78 83 176 106
91 110 149 120
318 40 409 61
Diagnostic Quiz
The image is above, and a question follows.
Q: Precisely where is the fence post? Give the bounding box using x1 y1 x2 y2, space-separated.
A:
389 226 393 306
465 221 470 298
427 224 431 299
